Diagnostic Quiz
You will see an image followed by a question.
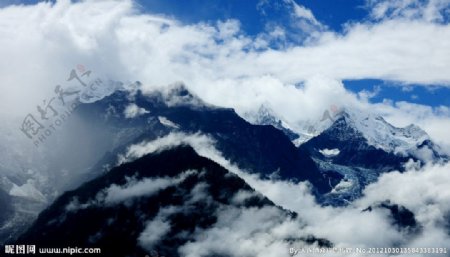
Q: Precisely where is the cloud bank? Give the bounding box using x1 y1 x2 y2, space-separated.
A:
0 0 449 140
123 132 450 256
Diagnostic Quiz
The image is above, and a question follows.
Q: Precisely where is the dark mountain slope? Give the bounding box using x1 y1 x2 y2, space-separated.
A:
16 146 330 257
0 188 13 227
74 85 331 193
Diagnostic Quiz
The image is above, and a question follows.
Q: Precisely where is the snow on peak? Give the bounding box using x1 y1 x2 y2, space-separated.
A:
248 104 283 127
319 148 340 157
248 104 434 159
335 109 430 156
246 104 300 141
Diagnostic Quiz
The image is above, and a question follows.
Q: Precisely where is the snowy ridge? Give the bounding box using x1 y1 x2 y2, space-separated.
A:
338 110 431 157
250 104 436 159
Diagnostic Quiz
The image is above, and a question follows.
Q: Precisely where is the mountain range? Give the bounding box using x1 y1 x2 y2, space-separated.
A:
0 83 447 253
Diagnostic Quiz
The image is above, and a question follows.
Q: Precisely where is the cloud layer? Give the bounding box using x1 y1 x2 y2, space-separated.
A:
0 0 449 154
125 132 450 256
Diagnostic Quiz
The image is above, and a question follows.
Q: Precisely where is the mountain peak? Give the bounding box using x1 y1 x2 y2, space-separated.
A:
337 110 430 156
156 83 208 108
249 104 300 141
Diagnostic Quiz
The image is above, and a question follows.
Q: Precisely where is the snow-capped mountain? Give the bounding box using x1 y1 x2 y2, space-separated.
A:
298 110 447 205
330 110 445 161
251 105 444 162
296 109 446 166
247 104 447 205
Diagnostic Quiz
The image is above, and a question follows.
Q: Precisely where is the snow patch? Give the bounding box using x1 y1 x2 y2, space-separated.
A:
342 110 430 155
158 116 180 129
319 148 340 157
330 179 353 194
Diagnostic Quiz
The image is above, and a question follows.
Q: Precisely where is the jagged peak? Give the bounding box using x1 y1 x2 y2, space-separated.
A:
325 109 435 159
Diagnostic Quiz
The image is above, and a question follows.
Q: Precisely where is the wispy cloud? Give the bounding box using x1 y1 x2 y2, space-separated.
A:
123 103 149 118
367 0 450 22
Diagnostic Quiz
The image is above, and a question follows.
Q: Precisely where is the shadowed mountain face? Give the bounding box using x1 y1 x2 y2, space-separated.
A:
298 115 416 205
74 86 331 193
0 188 13 227
300 115 411 171
16 146 330 257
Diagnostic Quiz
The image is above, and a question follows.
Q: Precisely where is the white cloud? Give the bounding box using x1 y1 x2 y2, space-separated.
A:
0 0 449 110
357 85 382 101
175 168 318 257
368 0 450 22
123 103 149 118
234 151 450 253
65 170 196 211
291 1 319 24
9 179 47 203
118 132 221 165
359 162 450 225
138 214 171 251
179 206 311 257
356 162 450 250
101 170 195 205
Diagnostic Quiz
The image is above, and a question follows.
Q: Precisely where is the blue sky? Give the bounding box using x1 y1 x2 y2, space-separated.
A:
284 0 369 31
137 0 368 32
344 79 450 107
